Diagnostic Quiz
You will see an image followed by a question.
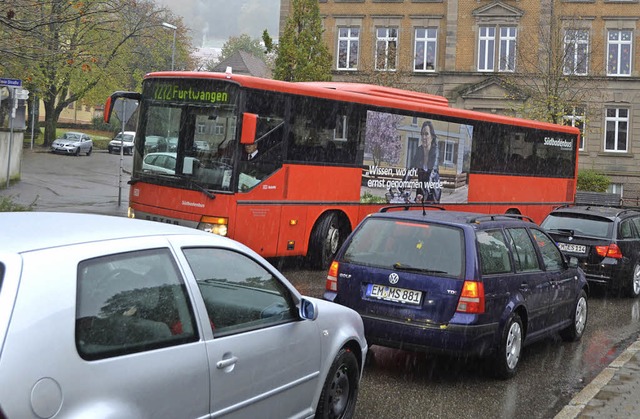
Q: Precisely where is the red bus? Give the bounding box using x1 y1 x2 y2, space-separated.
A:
104 71 580 268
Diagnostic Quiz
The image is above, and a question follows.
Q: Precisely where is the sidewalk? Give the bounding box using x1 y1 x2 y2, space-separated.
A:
555 336 640 419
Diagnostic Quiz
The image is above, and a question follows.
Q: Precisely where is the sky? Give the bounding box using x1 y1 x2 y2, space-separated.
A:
155 0 281 48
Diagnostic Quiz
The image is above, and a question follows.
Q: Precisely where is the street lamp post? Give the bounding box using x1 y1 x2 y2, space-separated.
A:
162 22 177 70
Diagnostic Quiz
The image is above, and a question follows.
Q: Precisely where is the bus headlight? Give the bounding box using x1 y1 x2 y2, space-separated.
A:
128 207 136 219
198 216 228 236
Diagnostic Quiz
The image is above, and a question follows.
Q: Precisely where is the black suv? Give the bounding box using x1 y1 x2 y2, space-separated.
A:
541 205 640 297
325 206 589 378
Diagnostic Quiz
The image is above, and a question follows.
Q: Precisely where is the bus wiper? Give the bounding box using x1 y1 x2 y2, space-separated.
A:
177 174 216 199
392 263 447 274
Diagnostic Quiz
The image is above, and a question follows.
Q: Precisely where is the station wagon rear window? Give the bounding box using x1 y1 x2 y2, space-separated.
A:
541 213 613 238
342 218 464 278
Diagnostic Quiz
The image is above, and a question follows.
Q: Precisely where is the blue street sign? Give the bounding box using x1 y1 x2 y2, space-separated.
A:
0 78 22 87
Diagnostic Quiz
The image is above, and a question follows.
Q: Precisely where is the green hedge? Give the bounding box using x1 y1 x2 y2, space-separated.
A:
577 169 610 192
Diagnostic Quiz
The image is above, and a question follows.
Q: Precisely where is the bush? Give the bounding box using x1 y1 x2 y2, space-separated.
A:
360 192 387 204
0 195 37 212
92 116 119 132
577 169 610 192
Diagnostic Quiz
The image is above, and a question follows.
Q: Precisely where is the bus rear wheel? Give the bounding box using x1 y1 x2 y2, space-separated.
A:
309 212 347 270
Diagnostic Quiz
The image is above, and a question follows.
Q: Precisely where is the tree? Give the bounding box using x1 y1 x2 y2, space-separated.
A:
364 111 403 168
219 34 265 62
499 11 605 125
0 0 190 146
273 0 331 82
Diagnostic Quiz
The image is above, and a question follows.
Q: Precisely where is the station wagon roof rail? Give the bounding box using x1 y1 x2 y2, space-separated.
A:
469 214 536 224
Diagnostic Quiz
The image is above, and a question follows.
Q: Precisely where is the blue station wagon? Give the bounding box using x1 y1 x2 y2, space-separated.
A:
324 207 589 379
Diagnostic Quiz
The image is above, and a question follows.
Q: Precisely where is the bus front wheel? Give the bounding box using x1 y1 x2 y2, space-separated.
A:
309 212 347 270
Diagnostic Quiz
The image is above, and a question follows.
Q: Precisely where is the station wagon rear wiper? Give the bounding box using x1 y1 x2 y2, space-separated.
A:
392 263 447 274
549 228 576 236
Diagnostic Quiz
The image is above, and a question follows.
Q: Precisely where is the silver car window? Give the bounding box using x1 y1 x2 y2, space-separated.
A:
183 248 297 338
75 248 198 360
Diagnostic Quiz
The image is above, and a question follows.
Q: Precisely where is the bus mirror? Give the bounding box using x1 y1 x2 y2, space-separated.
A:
103 91 141 123
240 113 258 145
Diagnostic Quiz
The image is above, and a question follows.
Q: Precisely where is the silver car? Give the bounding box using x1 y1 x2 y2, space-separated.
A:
142 152 177 174
0 212 366 419
50 131 93 156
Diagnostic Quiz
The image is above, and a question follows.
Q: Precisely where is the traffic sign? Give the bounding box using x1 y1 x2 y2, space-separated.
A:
0 78 22 87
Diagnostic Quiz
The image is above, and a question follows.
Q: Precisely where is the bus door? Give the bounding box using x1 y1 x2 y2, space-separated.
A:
233 112 286 258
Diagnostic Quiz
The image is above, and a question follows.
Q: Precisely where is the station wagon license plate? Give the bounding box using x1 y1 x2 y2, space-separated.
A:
557 243 587 254
367 284 422 305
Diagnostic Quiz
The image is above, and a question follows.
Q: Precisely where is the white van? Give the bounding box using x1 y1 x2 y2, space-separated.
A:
108 131 136 155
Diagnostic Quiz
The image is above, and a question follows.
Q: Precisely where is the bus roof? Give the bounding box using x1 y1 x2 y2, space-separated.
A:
295 82 449 107
144 71 580 136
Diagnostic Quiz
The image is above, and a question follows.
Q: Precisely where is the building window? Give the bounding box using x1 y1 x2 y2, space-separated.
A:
607 30 632 76
197 122 206 134
414 27 437 72
375 27 398 71
604 108 628 152
498 27 517 72
608 183 623 197
337 26 359 70
563 107 585 150
478 26 517 72
478 27 495 71
214 123 224 135
406 137 419 168
443 141 455 164
564 29 589 75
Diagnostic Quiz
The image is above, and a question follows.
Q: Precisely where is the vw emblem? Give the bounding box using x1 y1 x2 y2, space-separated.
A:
389 273 399 284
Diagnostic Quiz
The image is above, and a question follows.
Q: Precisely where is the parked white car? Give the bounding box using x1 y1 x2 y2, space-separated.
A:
50 131 93 156
108 131 136 155
0 212 366 419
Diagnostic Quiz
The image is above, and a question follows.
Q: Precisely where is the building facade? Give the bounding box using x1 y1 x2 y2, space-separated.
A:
279 0 640 204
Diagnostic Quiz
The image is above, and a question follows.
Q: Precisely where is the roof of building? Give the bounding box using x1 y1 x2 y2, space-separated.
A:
212 51 272 78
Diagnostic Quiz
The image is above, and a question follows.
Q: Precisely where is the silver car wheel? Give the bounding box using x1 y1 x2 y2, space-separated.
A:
575 296 587 336
632 264 640 297
505 321 522 370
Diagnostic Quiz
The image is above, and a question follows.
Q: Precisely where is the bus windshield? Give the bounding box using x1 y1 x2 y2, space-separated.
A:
134 79 241 192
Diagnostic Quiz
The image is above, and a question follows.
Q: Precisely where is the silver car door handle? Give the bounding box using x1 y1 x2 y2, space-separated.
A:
216 356 239 369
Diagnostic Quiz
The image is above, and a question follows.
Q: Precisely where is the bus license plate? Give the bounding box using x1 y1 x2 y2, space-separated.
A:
367 284 422 305
557 243 587 254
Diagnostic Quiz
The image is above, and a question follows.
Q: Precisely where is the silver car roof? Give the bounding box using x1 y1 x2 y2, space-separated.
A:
0 212 213 254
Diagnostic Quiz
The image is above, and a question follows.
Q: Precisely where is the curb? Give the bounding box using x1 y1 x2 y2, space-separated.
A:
554 337 640 419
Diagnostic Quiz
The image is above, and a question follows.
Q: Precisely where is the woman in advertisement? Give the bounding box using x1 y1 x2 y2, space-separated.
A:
405 120 441 203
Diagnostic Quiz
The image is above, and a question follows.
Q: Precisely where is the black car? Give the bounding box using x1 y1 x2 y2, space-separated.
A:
541 205 640 297
325 206 589 379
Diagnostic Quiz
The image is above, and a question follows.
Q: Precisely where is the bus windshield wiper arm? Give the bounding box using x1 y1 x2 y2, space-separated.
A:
392 263 447 274
177 175 216 199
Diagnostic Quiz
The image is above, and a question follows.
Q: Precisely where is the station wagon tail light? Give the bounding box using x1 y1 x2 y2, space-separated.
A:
326 261 339 292
456 281 485 314
595 243 622 259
